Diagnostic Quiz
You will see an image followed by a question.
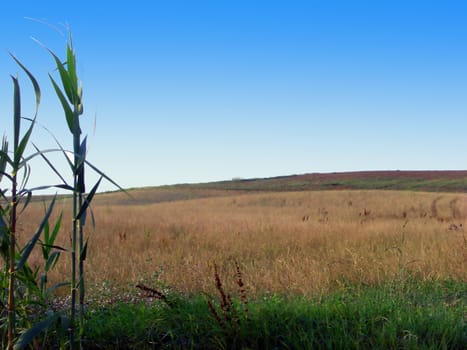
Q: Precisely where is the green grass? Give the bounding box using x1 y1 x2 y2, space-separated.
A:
80 279 466 349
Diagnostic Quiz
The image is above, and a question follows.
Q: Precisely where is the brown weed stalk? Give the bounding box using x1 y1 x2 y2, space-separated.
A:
136 284 172 306
206 260 250 345
234 260 249 318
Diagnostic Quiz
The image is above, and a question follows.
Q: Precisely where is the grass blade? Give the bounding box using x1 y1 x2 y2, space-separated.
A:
19 163 31 192
45 250 61 271
16 195 56 271
49 74 76 134
19 117 74 170
42 219 50 258
15 123 34 170
0 150 13 168
32 144 70 187
21 147 74 173
39 242 67 252
48 49 76 104
18 190 32 215
11 75 20 151
66 43 78 92
19 184 74 193
10 55 41 167
9 53 41 118
0 136 8 181
85 159 128 194
80 239 88 262
76 177 101 221
14 313 60 350
49 212 63 247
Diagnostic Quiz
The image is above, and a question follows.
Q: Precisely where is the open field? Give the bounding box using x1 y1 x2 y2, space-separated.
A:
19 188 466 298
8 177 467 348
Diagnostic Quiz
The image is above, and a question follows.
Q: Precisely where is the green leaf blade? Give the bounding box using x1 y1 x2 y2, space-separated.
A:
14 120 34 170
66 43 78 90
45 250 61 271
16 195 57 271
49 74 77 134
14 313 60 350
76 177 102 222
0 136 8 182
11 75 21 153
10 53 41 118
48 49 76 104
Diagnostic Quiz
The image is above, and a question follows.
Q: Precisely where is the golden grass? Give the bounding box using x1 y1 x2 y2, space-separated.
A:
16 189 467 298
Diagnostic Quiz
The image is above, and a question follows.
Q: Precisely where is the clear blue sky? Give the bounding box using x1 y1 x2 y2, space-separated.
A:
0 1 466 192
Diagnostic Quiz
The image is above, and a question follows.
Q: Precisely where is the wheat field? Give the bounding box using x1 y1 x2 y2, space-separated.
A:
18 189 466 298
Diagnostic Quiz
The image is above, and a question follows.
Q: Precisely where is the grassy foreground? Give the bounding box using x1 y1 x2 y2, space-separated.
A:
82 279 465 349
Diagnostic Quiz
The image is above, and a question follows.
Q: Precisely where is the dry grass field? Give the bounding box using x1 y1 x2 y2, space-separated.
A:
18 189 466 298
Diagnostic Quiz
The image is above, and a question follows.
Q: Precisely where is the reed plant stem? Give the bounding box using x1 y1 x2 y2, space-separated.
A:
70 77 82 350
7 178 17 350
70 174 77 347
78 190 85 329
4 64 40 349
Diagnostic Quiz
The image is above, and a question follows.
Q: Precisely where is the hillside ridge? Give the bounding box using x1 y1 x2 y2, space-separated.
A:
184 170 467 192
87 170 467 206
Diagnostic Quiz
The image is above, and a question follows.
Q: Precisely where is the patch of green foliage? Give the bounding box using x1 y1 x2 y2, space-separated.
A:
82 279 466 349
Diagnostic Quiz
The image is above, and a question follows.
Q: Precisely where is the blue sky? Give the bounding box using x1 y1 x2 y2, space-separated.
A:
0 1 466 192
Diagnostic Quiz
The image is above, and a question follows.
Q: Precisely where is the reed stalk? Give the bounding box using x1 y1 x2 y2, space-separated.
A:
47 31 120 348
48 35 83 348
7 159 17 350
1 57 41 349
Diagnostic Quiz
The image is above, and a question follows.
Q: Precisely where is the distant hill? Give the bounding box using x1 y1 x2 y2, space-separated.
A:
88 170 467 206
179 170 467 193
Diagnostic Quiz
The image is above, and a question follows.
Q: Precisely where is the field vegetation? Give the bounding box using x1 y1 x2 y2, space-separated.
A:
16 187 466 348
19 188 465 295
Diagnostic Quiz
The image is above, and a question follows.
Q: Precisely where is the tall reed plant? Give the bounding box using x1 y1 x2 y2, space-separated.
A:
46 32 122 348
48 36 85 347
0 55 65 350
0 28 122 349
